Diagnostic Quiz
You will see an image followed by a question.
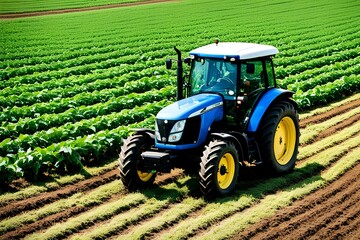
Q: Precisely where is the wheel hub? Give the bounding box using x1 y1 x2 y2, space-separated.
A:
219 165 227 175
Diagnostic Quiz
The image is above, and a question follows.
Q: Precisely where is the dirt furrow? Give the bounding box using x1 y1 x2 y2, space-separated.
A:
0 169 118 220
0 170 184 239
290 188 360 239
0 0 174 19
299 98 360 128
305 113 360 144
232 162 360 240
308 202 360 240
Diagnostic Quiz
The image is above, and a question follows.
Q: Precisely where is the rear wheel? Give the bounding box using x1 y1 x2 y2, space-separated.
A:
199 140 239 198
119 134 156 190
259 101 299 174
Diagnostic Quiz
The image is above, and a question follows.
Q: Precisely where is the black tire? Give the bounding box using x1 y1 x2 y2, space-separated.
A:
119 134 156 190
258 101 300 174
199 140 239 198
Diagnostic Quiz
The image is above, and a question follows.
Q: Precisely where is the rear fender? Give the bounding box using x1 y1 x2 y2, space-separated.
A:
247 88 296 133
211 132 248 162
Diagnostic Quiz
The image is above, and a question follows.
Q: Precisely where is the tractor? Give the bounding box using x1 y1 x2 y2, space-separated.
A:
119 41 300 197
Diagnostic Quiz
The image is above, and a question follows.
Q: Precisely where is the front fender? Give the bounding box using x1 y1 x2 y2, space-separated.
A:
211 132 247 162
247 88 296 133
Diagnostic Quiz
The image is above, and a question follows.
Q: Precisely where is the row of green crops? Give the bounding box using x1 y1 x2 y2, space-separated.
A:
0 0 359 183
0 0 143 14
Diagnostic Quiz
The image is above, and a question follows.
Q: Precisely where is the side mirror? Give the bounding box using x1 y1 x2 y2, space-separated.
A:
183 58 191 66
166 59 172 69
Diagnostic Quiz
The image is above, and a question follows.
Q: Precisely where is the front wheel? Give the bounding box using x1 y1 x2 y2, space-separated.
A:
258 101 300 174
199 140 239 198
119 134 156 190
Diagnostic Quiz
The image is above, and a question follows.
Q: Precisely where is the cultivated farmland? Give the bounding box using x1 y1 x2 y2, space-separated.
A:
0 0 359 239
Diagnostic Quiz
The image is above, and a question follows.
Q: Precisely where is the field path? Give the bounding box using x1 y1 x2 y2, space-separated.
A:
0 0 173 19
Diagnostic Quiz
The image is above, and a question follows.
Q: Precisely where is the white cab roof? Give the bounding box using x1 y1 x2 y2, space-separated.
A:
189 42 279 60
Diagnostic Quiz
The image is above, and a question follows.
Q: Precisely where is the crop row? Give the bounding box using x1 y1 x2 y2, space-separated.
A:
1 17 354 70
294 74 360 110
0 71 170 108
276 47 360 79
0 85 176 141
0 114 156 184
278 56 360 88
1 4 355 70
1 43 175 80
0 100 172 158
0 64 168 98
275 33 359 68
0 76 174 123
287 62 360 92
2 16 355 74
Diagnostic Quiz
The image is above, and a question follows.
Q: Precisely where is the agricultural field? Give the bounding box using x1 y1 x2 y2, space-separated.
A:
0 0 359 239
0 0 144 14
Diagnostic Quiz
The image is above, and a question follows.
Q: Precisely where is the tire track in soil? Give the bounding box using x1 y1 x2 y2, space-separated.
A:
232 161 360 240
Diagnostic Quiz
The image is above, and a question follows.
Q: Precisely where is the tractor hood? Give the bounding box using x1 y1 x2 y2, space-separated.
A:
156 93 223 120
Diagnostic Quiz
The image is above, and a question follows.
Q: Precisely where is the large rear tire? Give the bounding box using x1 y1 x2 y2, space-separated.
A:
258 101 299 174
199 140 239 198
119 134 156 190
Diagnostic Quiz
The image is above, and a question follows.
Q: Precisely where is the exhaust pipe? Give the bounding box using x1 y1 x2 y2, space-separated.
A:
166 47 183 101
174 46 183 101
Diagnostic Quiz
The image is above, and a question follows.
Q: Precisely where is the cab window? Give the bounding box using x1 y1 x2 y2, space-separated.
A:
266 59 276 87
240 60 265 95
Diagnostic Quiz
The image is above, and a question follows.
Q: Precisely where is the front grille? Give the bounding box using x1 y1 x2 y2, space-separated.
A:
156 116 201 144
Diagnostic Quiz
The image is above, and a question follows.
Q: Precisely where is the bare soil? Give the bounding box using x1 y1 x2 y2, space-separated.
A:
0 0 174 19
232 161 360 240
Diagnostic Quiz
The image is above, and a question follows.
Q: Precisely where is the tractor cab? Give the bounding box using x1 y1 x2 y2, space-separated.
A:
186 42 278 130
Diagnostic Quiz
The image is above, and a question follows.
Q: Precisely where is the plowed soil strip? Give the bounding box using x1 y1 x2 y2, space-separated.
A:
232 162 360 240
300 98 360 128
0 169 118 220
0 170 184 239
0 0 173 19
308 113 360 144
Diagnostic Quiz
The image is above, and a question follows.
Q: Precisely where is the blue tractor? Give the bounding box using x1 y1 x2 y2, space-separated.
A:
119 41 300 197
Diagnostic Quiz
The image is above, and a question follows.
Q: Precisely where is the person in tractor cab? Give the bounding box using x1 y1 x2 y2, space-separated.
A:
190 58 237 97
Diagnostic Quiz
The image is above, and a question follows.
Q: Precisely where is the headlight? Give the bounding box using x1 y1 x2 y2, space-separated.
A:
168 120 186 142
155 121 161 141
169 132 183 142
170 120 186 133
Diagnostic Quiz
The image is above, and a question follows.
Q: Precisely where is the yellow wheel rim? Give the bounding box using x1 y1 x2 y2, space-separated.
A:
217 153 235 189
274 116 296 165
137 171 153 182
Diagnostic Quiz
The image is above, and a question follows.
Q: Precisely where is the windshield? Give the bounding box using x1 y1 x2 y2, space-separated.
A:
189 58 237 100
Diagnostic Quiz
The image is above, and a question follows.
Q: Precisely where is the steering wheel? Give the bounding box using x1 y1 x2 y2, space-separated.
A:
216 77 235 88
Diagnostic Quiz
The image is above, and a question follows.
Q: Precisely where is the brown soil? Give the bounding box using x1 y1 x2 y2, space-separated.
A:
0 169 183 239
0 0 174 19
232 161 360 240
299 98 360 128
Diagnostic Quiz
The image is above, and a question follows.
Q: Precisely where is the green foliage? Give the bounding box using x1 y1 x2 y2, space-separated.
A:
0 0 359 183
0 0 143 14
